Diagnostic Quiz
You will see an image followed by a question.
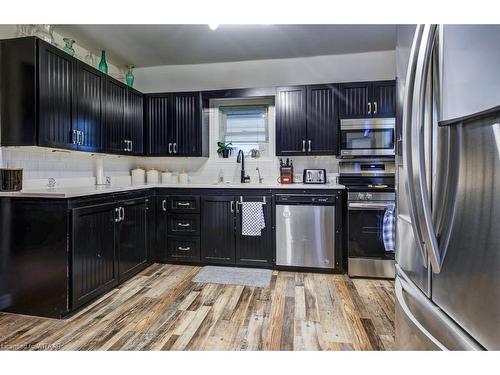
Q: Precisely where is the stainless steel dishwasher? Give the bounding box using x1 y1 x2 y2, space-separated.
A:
275 194 336 269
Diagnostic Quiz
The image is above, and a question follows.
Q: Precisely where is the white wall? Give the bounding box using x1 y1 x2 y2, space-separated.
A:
134 50 395 93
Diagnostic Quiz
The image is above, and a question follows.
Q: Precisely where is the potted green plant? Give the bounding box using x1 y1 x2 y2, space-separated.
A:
217 142 233 158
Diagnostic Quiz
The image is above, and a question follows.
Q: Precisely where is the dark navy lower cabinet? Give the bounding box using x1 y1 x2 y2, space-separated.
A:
235 195 273 267
72 202 118 309
116 197 149 283
201 196 236 264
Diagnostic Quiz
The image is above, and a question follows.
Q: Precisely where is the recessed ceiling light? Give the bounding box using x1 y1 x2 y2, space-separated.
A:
208 24 219 31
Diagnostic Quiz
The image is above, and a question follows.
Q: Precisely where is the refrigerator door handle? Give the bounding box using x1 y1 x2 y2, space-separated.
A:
402 24 428 267
412 24 447 273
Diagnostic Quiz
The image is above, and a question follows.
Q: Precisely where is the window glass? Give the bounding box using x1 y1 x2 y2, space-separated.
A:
219 105 269 156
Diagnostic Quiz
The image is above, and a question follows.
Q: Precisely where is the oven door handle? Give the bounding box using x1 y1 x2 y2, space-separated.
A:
348 202 393 210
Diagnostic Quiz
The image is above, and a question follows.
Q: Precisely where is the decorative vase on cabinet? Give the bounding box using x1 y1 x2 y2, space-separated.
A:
98 50 108 74
126 65 135 87
62 38 75 56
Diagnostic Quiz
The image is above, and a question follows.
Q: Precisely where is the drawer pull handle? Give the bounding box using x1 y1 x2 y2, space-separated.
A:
178 246 191 251
177 223 191 227
177 202 190 207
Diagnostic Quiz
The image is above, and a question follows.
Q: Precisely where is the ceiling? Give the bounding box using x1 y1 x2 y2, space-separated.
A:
55 24 396 68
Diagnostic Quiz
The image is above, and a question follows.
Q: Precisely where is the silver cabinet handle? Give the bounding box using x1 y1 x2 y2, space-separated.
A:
308 140 311 152
177 202 190 207
374 101 378 114
128 140 132 151
368 102 372 114
129 140 133 152
177 246 191 251
173 143 177 154
177 222 191 227
230 201 234 213
114 207 121 222
72 130 77 144
162 199 167 211
120 207 125 221
80 131 84 145
302 140 306 152
168 143 172 154
235 201 240 214
123 140 128 151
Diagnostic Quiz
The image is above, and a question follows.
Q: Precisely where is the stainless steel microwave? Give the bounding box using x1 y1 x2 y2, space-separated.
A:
340 118 395 157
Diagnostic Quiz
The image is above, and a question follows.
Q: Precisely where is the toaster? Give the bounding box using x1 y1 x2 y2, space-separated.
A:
303 169 326 184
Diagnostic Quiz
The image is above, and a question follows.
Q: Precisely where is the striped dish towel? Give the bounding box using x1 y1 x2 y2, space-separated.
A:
241 202 266 236
383 204 396 252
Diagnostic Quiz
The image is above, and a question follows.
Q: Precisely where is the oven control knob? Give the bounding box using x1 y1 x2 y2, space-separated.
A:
365 193 373 200
357 193 365 200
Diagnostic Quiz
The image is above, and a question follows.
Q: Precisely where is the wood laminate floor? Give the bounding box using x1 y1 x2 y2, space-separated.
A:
0 264 395 351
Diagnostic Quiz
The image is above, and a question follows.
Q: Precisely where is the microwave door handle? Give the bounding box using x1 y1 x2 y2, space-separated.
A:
403 24 428 268
348 202 392 210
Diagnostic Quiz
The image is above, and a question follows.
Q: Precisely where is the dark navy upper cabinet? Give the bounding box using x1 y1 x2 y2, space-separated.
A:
104 78 127 154
306 84 338 155
144 91 207 157
276 84 338 156
74 62 105 152
38 41 76 150
146 94 172 155
338 80 396 119
0 36 144 155
126 88 145 155
371 81 396 118
276 86 308 156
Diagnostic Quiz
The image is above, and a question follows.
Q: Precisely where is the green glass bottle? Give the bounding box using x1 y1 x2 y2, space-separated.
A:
126 65 135 87
98 50 108 74
62 38 75 56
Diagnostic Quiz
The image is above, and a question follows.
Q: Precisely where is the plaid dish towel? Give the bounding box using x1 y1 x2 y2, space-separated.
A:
383 204 396 252
241 202 266 236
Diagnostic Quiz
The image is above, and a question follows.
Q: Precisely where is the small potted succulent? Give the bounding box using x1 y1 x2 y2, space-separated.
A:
217 142 233 158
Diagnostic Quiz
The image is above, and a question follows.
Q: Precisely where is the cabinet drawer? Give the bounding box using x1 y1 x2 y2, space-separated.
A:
166 236 200 262
167 214 200 236
167 196 200 213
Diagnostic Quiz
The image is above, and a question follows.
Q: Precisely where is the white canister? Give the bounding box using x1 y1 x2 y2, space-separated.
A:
94 158 104 185
146 168 159 184
161 170 173 184
131 168 145 185
179 170 189 184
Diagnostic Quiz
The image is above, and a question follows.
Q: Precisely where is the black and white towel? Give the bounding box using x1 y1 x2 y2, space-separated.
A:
383 204 396 252
241 202 266 236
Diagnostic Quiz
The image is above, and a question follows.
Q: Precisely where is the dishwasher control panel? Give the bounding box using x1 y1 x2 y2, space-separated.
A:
275 194 336 204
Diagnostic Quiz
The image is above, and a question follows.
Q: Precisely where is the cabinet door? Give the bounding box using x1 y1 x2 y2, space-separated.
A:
201 196 235 264
146 95 172 155
104 79 126 153
126 88 144 155
172 92 202 156
371 81 396 118
306 84 338 155
235 196 273 267
338 82 371 119
72 202 117 309
276 86 308 156
155 196 169 262
75 62 104 152
38 41 75 149
117 198 148 282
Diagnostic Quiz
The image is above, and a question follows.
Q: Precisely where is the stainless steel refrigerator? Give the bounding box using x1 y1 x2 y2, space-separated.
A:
395 24 500 350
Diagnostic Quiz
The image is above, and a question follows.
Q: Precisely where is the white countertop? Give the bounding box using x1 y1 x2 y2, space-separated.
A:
0 182 345 199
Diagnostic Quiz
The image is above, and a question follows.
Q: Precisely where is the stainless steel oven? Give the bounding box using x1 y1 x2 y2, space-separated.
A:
339 159 396 278
340 118 396 157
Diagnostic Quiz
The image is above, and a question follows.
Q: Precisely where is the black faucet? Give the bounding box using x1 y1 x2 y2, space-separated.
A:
236 150 251 183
